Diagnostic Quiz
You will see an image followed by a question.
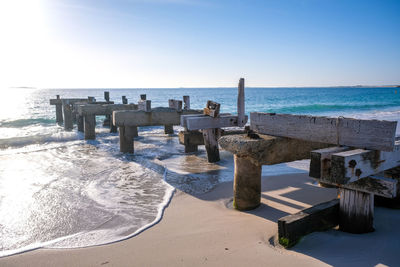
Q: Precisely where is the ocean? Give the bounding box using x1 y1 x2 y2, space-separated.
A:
0 87 399 257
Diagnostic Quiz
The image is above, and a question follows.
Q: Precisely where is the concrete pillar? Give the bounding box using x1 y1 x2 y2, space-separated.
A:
233 155 262 211
84 115 96 140
202 128 220 162
63 103 73 131
119 126 136 153
77 115 84 132
339 188 374 233
164 125 174 134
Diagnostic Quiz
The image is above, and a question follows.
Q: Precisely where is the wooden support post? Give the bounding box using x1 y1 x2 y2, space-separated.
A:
233 155 262 210
88 96 95 103
63 103 73 131
339 188 374 233
119 126 136 153
164 125 174 134
237 78 246 127
122 96 128 104
55 96 63 125
103 116 111 127
202 128 220 163
84 115 96 140
183 95 190 110
178 130 203 153
138 100 151 112
77 115 84 132
140 94 146 100
104 91 110 102
168 99 182 112
110 115 117 133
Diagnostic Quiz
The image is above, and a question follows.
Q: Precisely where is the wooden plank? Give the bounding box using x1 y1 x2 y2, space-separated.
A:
203 100 220 118
330 141 400 184
278 199 339 248
185 115 248 131
250 112 397 151
237 78 246 127
309 146 350 179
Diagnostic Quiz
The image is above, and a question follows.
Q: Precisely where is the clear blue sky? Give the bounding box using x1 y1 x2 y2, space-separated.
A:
1 0 399 88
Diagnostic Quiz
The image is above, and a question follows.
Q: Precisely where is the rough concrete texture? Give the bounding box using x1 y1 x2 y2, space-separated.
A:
233 155 262 210
219 134 330 165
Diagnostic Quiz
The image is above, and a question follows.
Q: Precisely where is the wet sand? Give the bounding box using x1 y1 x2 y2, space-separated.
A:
1 173 399 267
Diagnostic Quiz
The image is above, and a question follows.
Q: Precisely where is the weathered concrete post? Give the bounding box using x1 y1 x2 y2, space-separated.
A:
233 155 262 210
119 126 136 153
183 95 190 110
77 115 84 132
122 96 128 104
55 95 63 125
202 128 220 162
84 115 96 140
63 101 73 131
339 188 374 233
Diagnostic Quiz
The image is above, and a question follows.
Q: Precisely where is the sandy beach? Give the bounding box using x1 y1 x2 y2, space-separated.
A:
1 172 398 267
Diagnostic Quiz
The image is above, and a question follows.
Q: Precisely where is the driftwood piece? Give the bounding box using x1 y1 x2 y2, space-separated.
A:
203 100 221 118
278 199 339 248
250 113 397 151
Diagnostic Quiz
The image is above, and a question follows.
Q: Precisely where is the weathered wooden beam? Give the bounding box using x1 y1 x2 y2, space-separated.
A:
138 100 151 112
202 128 220 163
178 130 203 152
168 99 182 112
339 188 374 233
84 115 96 140
183 95 190 110
278 199 339 248
309 146 350 179
115 108 202 127
330 142 400 184
140 94 146 100
122 96 128 104
63 103 73 131
50 98 87 105
77 104 138 116
77 115 84 132
344 176 397 198
203 100 220 118
164 125 174 134
55 103 63 125
250 113 397 151
119 126 136 153
88 96 95 103
183 114 248 131
237 78 246 127
104 91 110 102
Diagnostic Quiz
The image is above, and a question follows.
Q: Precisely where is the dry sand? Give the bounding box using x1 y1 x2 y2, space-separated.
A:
0 173 398 267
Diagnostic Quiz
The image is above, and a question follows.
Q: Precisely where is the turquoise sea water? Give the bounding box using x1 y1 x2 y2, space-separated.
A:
0 86 399 257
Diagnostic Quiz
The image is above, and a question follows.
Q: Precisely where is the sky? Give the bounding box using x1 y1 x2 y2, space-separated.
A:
0 0 399 88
